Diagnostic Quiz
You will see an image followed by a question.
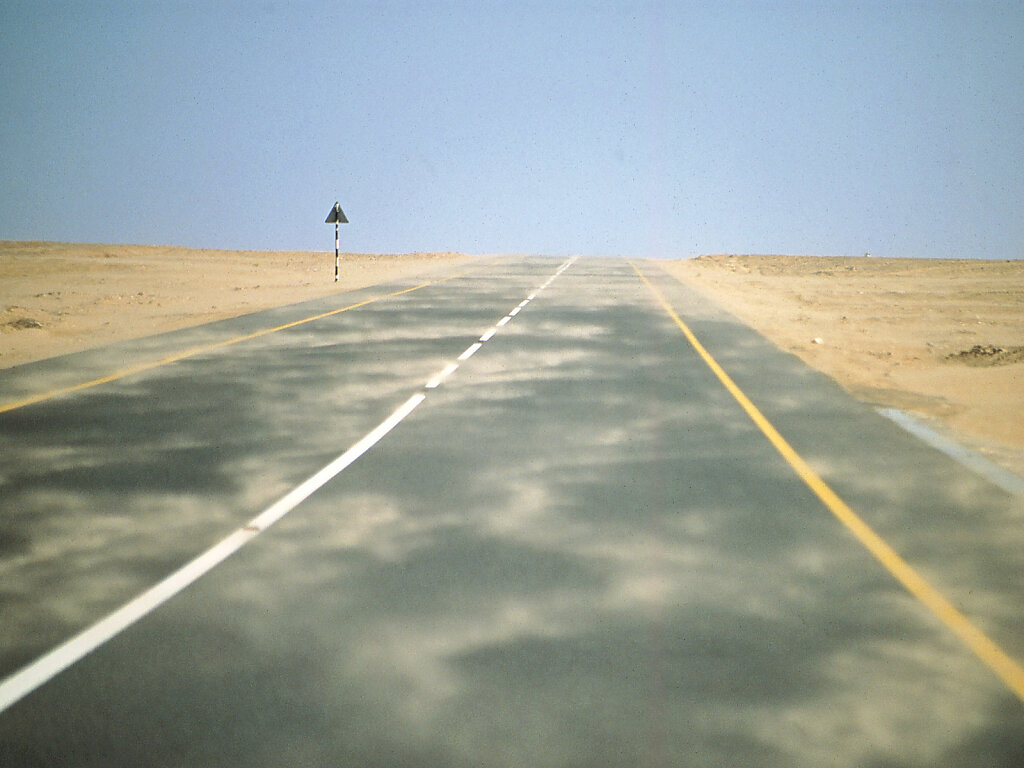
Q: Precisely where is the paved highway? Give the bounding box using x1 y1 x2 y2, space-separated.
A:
1 257 1023 766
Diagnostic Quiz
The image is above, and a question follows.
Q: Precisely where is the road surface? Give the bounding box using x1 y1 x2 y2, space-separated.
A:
1 257 1023 766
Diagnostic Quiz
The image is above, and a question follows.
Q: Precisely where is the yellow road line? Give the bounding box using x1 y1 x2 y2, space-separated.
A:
0 273 463 415
632 261 1024 705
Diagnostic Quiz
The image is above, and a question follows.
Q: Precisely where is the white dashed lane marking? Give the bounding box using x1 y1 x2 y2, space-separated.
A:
425 362 460 389
458 343 484 362
0 257 577 714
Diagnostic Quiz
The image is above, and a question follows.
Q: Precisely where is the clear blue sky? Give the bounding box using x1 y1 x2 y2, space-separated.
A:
2 1 1022 258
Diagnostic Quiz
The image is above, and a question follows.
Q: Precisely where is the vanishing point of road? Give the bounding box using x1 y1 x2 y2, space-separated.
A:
1 257 1022 766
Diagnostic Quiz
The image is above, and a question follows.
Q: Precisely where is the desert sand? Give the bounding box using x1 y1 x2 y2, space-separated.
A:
662 255 1024 477
0 241 471 368
3 243 1022 478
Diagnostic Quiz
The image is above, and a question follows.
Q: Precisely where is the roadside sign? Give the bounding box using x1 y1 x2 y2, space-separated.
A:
325 202 349 281
325 202 348 224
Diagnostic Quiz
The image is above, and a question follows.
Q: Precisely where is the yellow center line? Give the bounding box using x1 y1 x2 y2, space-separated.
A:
631 260 1024 705
0 271 467 415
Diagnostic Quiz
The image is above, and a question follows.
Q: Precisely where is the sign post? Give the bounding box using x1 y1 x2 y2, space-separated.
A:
325 202 349 282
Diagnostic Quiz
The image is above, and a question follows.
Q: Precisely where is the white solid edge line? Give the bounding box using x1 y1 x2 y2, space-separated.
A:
877 408 1024 497
0 392 427 715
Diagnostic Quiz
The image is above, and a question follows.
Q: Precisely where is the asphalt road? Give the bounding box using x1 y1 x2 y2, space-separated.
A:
1 257 1023 766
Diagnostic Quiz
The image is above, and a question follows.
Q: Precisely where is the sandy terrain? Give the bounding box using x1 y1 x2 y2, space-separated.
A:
662 255 1024 478
3 243 1022 478
0 241 472 368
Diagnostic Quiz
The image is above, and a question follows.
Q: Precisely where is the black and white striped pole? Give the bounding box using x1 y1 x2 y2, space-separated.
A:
325 202 349 282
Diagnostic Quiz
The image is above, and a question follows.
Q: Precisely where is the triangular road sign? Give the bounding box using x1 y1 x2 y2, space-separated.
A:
325 202 348 224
